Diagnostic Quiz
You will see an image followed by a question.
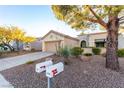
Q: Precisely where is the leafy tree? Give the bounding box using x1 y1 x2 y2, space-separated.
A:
11 26 26 51
0 26 14 51
0 26 36 51
22 36 36 43
52 5 124 71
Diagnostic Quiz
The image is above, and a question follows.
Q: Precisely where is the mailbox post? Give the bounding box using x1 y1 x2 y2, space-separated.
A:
46 62 64 88
47 77 52 88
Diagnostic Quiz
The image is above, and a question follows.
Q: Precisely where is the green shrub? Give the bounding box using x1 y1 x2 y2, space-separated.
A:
57 46 70 65
117 49 124 57
84 53 92 56
71 47 84 57
58 46 70 58
92 47 101 55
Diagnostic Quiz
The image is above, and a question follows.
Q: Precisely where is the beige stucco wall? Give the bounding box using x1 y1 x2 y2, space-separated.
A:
64 38 79 48
42 32 64 51
43 32 64 42
118 34 124 49
77 35 88 47
89 33 107 47
42 32 80 52
88 33 124 49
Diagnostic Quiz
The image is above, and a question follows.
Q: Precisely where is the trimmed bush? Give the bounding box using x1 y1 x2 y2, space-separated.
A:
92 47 101 55
58 46 70 58
57 46 70 65
84 53 92 56
117 49 124 57
71 47 84 57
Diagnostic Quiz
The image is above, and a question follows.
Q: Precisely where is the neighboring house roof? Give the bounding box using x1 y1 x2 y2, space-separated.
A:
36 37 42 40
42 30 79 41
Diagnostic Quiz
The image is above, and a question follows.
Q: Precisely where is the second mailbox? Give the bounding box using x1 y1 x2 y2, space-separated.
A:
46 62 64 78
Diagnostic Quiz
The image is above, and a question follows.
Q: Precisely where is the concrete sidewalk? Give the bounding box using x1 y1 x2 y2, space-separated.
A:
0 52 54 71
0 74 13 88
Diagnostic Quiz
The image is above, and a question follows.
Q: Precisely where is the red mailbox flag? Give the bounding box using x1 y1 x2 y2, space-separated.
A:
52 69 58 77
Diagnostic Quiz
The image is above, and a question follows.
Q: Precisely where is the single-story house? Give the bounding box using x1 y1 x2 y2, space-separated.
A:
77 32 124 54
42 30 124 54
77 32 124 49
42 30 79 52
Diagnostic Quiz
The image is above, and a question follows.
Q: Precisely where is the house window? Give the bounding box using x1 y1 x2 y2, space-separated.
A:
95 39 106 47
81 40 86 48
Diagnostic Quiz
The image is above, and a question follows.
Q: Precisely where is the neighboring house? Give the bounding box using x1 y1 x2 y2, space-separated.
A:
42 30 79 52
30 38 42 51
23 43 31 51
11 38 42 51
77 32 124 49
23 38 42 51
77 32 124 54
12 41 24 51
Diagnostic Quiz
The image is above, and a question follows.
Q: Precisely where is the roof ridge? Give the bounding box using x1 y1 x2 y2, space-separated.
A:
42 30 79 41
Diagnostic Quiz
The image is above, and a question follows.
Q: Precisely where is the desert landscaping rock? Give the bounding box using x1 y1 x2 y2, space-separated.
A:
1 55 124 88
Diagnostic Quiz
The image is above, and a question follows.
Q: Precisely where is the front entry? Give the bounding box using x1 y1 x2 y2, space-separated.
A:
45 41 61 52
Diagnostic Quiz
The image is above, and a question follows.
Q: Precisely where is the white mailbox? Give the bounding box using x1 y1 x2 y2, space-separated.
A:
35 60 53 73
46 62 64 78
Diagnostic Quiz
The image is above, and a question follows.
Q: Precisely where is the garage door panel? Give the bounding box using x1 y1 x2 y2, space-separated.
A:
45 41 60 52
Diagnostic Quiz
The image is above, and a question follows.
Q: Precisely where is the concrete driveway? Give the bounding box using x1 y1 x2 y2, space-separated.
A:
0 52 54 71
0 52 54 88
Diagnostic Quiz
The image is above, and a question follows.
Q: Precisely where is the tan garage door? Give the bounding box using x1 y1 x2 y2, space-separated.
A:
45 41 60 52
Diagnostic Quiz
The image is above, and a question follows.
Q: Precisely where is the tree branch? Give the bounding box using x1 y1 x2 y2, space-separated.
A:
87 6 107 29
82 17 99 23
72 10 100 24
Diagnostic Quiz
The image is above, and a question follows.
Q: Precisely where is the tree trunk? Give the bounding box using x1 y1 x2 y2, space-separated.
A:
16 40 20 51
106 16 119 71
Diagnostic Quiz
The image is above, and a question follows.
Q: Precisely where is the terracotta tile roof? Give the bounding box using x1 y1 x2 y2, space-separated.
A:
42 30 79 41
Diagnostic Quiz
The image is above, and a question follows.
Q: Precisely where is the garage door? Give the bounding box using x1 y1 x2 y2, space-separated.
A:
45 41 60 52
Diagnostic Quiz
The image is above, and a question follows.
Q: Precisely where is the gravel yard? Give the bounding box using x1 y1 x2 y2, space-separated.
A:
1 55 124 88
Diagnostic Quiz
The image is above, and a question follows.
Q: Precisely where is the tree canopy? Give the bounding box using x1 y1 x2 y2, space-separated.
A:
0 26 36 44
52 5 124 31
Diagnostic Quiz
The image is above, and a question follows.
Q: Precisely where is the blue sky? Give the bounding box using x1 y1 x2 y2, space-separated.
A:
0 5 101 37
